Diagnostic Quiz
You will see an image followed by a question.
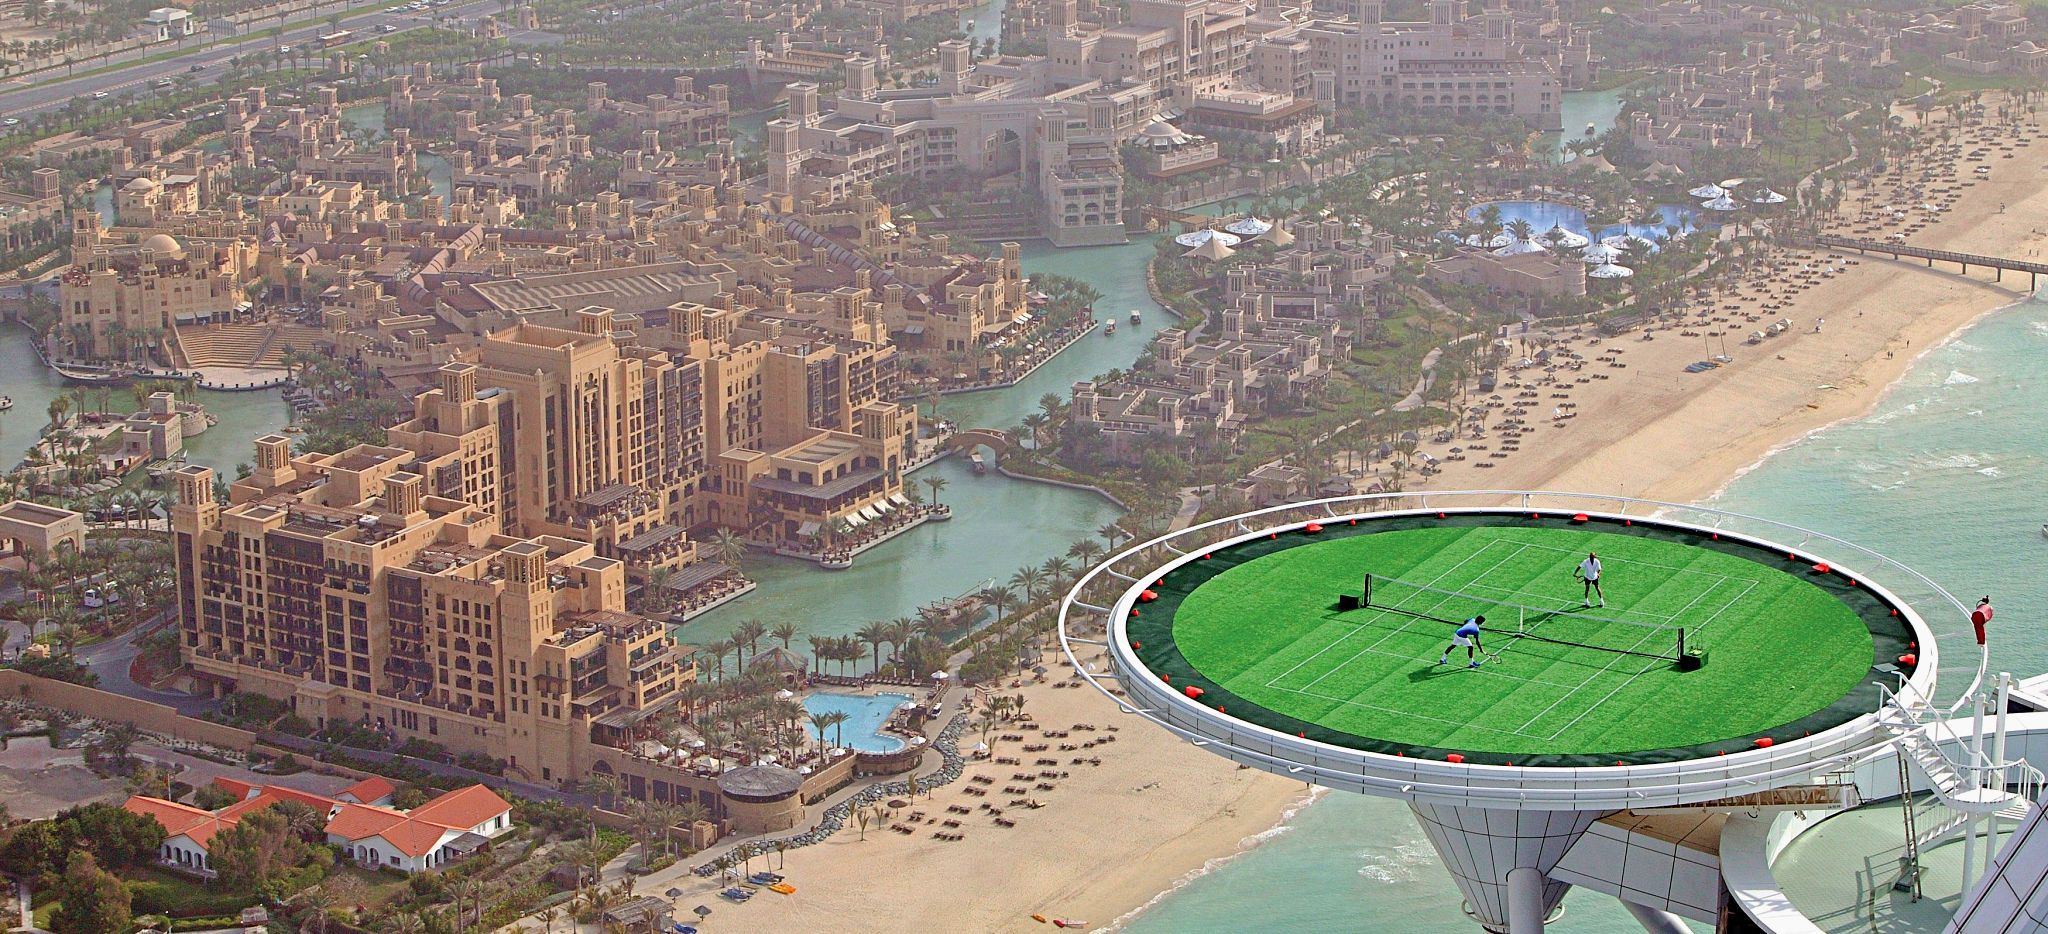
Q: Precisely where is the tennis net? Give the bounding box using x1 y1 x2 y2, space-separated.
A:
1361 573 1688 662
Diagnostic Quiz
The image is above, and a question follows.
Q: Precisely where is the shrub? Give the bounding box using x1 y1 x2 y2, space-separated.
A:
455 752 506 775
394 737 447 760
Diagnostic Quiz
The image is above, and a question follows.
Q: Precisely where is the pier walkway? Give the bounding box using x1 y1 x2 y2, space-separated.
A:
1796 234 2048 290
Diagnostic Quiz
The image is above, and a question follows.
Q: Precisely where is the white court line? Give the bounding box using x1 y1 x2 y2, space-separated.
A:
1509 579 1721 734
1263 538 1523 689
1297 543 1534 692
1510 536 1750 583
1536 576 1761 741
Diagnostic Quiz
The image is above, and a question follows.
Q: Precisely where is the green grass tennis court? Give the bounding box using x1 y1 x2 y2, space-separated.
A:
1133 514 1910 764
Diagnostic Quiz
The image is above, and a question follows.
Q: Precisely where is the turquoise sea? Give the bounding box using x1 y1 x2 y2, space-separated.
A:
1120 297 2048 932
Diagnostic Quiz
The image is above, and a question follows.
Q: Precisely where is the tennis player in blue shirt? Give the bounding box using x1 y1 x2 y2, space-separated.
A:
1438 616 1486 669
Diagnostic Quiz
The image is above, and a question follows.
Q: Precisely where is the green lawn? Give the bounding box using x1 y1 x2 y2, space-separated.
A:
1153 521 1882 759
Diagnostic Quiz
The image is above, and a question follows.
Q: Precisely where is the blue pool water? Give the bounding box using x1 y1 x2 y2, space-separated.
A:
803 692 913 753
1466 200 1701 251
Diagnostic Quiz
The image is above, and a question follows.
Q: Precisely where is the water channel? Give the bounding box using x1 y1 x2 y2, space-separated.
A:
65 91 1619 668
0 324 291 477
673 233 1168 657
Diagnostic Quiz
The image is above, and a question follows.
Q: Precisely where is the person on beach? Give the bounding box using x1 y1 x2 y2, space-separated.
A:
1439 616 1486 669
1972 596 1995 646
1576 553 1605 607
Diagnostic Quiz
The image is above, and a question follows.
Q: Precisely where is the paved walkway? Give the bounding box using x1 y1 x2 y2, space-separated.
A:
77 614 219 717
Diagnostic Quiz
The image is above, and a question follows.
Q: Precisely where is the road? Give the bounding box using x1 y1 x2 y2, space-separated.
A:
77 613 220 716
0 0 551 124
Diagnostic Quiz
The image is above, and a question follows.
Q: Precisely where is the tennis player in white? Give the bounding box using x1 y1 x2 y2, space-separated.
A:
1576 552 1604 607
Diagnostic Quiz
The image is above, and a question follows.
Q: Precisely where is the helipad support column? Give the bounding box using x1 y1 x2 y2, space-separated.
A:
1409 803 1607 933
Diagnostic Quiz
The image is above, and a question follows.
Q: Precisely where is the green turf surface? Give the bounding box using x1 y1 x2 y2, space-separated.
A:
1166 524 1879 757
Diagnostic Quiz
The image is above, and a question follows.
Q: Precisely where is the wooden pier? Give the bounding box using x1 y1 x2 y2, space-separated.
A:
1797 234 2048 290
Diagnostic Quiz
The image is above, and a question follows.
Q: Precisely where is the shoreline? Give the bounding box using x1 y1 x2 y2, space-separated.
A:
1087 99 2048 931
617 99 2048 934
1695 291 2034 506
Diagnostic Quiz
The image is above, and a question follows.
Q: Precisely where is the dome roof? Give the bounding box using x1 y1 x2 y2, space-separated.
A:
717 764 802 799
1137 119 1200 149
122 177 159 192
140 233 183 256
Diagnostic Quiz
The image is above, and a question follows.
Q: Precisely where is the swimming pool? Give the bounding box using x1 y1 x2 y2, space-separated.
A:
1465 200 1701 251
803 692 913 753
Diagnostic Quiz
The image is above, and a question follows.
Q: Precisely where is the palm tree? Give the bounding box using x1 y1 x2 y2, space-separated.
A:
1067 539 1104 566
771 621 797 650
582 772 621 812
706 526 747 571
1009 566 1046 603
856 620 890 672
808 712 836 754
1097 521 1123 549
982 584 1017 627
1042 556 1072 587
732 619 767 667
822 709 851 749
274 799 326 841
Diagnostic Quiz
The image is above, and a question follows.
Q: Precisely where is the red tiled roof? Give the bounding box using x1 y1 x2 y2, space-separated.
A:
125 781 509 861
408 785 511 831
121 795 241 849
340 776 397 803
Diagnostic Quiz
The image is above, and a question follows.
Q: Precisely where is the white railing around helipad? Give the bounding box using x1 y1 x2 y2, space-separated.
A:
1055 491 1975 807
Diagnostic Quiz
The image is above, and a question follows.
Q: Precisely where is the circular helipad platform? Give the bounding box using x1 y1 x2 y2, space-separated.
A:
1073 500 1941 809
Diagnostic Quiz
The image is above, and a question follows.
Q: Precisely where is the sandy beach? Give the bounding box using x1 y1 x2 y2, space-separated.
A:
653 648 1313 933
628 101 2048 934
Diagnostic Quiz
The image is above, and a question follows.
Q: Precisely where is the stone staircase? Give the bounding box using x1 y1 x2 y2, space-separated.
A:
174 323 328 369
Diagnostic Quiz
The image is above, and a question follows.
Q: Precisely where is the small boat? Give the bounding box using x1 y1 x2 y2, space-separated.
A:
768 882 796 895
1104 321 1117 336
0 396 12 411
1031 916 1049 924
1585 122 1597 137
1054 921 1089 929
2041 522 2047 538
1129 309 1141 324
969 452 987 475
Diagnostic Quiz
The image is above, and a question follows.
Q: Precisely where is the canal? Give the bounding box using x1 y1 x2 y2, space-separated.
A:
0 324 292 477
674 232 1171 658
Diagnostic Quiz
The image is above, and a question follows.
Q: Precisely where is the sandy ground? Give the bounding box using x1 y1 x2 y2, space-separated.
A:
1409 108 2048 507
650 647 1311 933
0 735 355 820
628 103 2048 934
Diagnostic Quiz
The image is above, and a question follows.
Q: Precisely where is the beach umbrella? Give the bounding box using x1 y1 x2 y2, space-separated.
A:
1223 217 1273 236
932 671 950 680
1700 195 1741 212
1749 188 1788 204
694 905 713 919
1687 183 1728 199
1589 262 1635 279
1579 243 1621 264
775 689 795 699
972 742 989 753
1492 237 1549 256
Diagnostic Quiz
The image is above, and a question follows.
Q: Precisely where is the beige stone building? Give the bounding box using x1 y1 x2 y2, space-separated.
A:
59 218 259 359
